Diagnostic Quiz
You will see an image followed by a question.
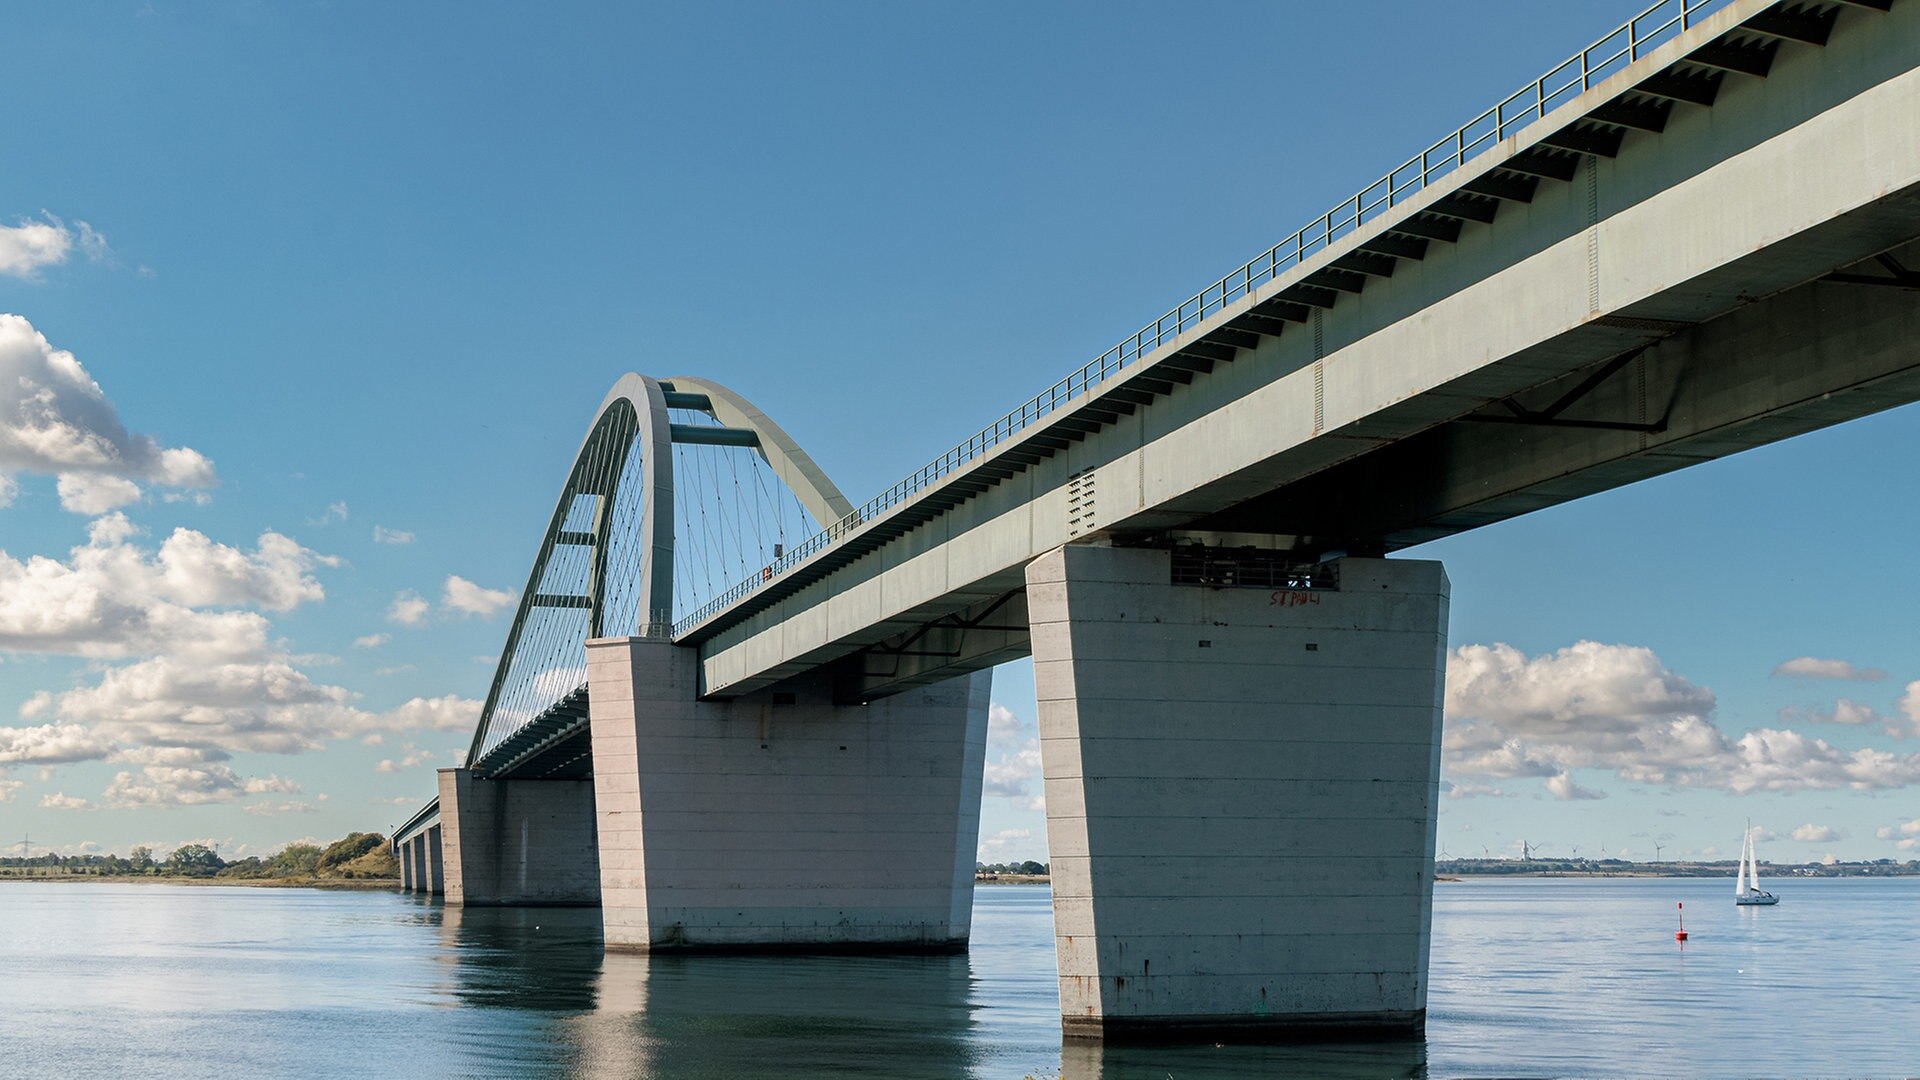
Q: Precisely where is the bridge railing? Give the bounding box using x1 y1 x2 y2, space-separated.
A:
674 0 1735 638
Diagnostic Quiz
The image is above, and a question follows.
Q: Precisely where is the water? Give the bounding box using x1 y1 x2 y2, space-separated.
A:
1 878 1914 1077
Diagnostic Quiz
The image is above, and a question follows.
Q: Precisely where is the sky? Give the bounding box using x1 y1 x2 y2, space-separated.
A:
1 1 1916 865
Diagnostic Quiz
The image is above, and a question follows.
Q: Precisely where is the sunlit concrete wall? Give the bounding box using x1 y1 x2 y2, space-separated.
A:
1030 549 1447 1036
587 635 989 950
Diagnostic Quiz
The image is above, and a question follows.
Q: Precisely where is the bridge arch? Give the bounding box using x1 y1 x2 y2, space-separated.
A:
465 372 847 771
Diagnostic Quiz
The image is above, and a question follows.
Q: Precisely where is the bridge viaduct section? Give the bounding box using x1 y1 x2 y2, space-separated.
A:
393 0 1920 1043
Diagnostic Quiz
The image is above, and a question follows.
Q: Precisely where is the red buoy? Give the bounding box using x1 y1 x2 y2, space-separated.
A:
1675 901 1689 941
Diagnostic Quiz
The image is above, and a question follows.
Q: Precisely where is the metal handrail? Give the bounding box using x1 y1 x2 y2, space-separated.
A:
675 0 1732 637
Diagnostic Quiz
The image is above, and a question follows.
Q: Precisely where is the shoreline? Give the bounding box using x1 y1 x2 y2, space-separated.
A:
0 874 398 890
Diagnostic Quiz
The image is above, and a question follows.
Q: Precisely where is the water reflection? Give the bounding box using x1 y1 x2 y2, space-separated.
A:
582 952 979 1078
424 898 1428 1078
438 904 604 1013
1060 1035 1427 1079
435 903 984 1078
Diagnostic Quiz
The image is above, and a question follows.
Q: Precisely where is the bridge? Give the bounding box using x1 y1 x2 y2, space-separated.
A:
394 0 1920 1040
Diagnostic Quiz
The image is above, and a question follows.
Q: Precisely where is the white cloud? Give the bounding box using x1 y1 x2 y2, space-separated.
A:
353 633 389 650
0 514 331 659
441 575 513 618
982 703 1043 809
1778 698 1885 728
373 747 437 773
1441 780 1509 799
977 828 1041 862
0 722 117 764
1772 657 1885 681
0 777 20 802
379 694 481 733
25 653 482 760
1894 681 1920 739
374 664 415 676
56 473 142 514
982 704 1044 814
371 525 413 545
99 763 299 809
310 501 348 525
1791 823 1841 843
1875 819 1920 841
0 214 108 280
1545 772 1607 801
243 800 320 817
40 791 92 810
0 315 215 499
387 590 429 626
1445 641 1920 793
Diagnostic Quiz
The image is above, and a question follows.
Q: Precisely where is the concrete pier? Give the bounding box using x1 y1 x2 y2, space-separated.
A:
585 635 989 952
409 836 428 895
425 824 444 895
1027 546 1448 1039
436 767 600 906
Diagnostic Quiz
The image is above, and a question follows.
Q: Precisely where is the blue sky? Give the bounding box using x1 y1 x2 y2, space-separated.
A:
2 1 1916 864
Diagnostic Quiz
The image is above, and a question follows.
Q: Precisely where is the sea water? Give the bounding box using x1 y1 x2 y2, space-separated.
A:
0 876 1913 1077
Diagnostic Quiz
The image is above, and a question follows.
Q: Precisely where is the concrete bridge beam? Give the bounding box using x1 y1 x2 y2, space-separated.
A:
586 635 989 952
1028 546 1448 1039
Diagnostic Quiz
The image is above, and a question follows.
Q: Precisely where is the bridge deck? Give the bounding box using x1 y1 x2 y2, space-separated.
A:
674 0 1919 700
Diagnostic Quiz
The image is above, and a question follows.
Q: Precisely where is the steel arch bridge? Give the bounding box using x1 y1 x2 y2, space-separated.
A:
463 373 851 781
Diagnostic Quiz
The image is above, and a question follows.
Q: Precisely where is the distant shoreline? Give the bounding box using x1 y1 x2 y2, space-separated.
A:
0 874 398 890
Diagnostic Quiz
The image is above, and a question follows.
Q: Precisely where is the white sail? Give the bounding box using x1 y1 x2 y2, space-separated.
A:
1748 832 1761 891
1736 827 1749 895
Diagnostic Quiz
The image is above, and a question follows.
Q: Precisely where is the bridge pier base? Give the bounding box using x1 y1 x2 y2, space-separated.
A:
1027 546 1448 1040
586 635 989 952
435 767 600 906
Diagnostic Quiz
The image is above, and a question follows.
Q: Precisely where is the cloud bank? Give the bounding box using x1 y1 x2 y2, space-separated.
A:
1444 641 1920 797
0 315 215 510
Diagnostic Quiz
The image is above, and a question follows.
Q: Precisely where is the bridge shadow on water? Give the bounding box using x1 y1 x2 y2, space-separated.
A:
423 901 1427 1078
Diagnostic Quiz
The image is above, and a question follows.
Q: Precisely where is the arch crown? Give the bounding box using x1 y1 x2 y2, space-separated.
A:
466 373 846 772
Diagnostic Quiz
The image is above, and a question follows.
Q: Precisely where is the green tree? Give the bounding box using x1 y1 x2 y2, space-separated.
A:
128 846 155 874
265 843 323 878
316 833 386 873
166 844 225 877
217 856 265 879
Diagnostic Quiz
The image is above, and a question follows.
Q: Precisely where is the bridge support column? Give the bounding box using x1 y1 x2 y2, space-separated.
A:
586 635 989 952
398 839 415 892
435 767 600 906
1027 546 1447 1040
426 824 444 896
410 836 428 894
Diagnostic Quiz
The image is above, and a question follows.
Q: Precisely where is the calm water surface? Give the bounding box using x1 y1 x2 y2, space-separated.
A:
1 877 1915 1077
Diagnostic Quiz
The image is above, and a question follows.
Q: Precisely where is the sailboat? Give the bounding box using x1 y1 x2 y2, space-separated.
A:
1734 821 1779 906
